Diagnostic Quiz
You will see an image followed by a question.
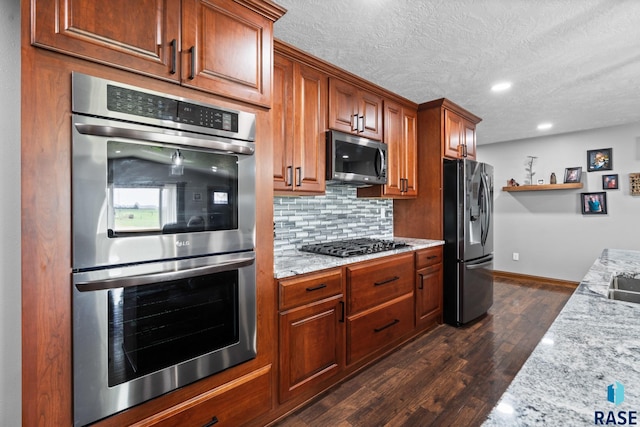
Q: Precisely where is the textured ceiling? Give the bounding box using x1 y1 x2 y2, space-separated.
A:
273 0 640 145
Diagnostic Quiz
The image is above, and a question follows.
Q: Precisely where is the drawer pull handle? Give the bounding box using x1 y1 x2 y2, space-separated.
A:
374 319 400 333
203 416 219 427
374 276 399 286
418 273 424 289
339 301 345 323
427 255 438 260
306 283 327 292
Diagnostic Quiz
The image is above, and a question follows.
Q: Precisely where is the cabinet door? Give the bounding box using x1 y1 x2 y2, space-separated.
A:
279 296 345 402
416 263 443 328
328 78 359 134
292 63 328 193
273 54 295 191
182 0 273 107
382 101 404 197
463 118 477 160
444 109 464 159
402 108 418 196
359 91 383 140
32 0 181 81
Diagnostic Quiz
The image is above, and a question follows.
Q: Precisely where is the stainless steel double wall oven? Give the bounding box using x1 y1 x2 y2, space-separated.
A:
70 73 257 426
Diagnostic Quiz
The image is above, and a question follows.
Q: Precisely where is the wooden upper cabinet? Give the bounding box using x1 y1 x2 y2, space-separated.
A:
383 102 404 196
273 52 328 194
358 100 417 198
443 105 481 160
273 54 295 192
32 0 285 107
182 0 276 107
32 0 182 81
328 78 383 141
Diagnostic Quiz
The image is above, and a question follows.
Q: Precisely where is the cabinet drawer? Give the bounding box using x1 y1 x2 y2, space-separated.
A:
347 253 414 314
347 293 414 364
415 246 443 269
132 365 272 427
279 269 343 311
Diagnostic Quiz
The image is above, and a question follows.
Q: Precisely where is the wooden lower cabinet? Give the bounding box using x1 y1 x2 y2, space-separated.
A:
415 247 444 329
346 252 415 365
347 293 414 364
346 252 414 313
279 295 345 402
278 269 345 403
131 365 272 427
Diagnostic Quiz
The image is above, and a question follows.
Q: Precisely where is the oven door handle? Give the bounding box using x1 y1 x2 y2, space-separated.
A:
74 123 255 155
75 254 256 292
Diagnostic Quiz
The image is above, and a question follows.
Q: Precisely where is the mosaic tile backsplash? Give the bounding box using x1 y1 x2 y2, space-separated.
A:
274 185 393 256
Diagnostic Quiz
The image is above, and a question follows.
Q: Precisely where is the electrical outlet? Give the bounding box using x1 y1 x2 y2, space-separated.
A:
380 207 386 219
513 252 520 261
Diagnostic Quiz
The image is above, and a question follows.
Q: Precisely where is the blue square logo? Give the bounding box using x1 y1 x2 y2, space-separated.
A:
608 381 625 406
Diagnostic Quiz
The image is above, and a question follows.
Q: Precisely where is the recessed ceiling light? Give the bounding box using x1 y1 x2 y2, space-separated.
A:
491 82 512 92
537 123 553 130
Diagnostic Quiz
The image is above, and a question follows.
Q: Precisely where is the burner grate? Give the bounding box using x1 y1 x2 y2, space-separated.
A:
299 238 408 258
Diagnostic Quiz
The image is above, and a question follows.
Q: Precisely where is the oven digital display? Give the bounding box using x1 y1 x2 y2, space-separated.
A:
176 101 238 132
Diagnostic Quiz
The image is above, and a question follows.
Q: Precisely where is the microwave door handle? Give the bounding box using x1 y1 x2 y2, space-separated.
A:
377 148 386 178
75 255 255 292
74 123 255 155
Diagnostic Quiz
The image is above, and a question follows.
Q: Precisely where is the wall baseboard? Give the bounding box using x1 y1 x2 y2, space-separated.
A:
493 270 579 289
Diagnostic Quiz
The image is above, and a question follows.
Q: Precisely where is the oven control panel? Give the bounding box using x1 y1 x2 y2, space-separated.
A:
106 84 239 132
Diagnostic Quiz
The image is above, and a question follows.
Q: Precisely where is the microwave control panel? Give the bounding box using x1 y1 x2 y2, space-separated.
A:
106 84 239 132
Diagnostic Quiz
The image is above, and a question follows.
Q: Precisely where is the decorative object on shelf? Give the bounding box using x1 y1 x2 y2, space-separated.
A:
508 178 520 186
525 156 537 184
630 173 640 196
537 179 544 185
602 174 619 190
580 192 607 215
550 172 557 184
564 166 582 183
586 148 612 172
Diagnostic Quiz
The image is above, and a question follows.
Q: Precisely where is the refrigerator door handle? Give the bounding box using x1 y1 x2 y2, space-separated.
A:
480 172 491 246
466 258 493 270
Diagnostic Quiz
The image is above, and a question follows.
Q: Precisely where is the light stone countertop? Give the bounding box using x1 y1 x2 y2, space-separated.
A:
274 237 444 279
483 248 640 426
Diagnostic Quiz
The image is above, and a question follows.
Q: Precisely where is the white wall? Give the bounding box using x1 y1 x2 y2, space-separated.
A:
0 0 21 425
477 122 640 282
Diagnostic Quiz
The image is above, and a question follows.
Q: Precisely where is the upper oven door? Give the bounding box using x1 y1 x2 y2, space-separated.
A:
72 115 256 270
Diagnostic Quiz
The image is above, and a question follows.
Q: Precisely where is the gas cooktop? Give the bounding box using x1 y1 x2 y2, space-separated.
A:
299 238 408 258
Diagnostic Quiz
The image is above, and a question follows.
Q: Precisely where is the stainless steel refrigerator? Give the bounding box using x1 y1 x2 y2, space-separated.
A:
443 158 494 326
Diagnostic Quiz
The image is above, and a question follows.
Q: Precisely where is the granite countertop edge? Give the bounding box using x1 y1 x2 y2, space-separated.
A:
274 237 444 279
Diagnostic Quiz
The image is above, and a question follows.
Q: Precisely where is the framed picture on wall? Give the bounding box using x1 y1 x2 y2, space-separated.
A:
586 148 612 172
564 166 582 183
581 192 607 215
602 174 618 189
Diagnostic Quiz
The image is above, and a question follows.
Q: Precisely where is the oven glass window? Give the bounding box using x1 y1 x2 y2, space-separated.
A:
107 271 239 387
107 141 238 237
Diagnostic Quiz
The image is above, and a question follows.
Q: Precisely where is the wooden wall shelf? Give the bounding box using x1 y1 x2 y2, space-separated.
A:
502 183 583 192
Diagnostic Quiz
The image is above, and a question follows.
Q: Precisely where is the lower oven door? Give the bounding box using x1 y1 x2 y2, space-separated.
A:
72 251 256 427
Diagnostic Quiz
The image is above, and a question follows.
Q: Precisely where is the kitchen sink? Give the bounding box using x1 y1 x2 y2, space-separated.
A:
608 273 640 304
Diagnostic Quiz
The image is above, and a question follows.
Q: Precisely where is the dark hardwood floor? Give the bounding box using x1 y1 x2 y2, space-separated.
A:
274 276 575 427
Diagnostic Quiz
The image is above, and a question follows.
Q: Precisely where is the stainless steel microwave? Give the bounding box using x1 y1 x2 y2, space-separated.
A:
326 130 387 186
